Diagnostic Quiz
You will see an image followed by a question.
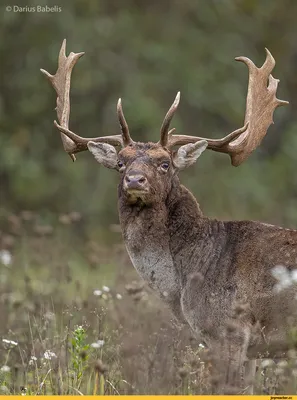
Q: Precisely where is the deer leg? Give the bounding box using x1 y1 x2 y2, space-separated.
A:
243 359 257 394
208 325 251 394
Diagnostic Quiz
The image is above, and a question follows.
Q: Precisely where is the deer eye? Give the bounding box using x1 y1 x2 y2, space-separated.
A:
117 161 125 170
161 162 170 171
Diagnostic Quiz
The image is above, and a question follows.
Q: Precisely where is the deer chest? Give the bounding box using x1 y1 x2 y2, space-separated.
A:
124 230 180 302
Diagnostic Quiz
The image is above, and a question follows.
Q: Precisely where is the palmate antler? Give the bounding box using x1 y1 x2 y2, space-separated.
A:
42 41 288 166
41 39 133 161
160 49 288 166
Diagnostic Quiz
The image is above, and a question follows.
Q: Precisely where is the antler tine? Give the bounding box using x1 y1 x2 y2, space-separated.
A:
41 39 125 161
117 99 133 146
53 121 124 147
41 39 84 161
167 50 288 166
167 124 249 151
159 92 180 147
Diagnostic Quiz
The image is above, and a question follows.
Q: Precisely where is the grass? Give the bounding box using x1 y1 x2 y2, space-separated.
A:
0 209 297 394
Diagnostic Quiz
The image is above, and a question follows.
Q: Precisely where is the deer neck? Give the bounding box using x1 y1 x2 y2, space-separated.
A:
167 181 226 286
117 176 206 301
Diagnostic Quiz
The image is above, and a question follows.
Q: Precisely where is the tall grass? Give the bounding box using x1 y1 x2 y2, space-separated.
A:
0 210 297 394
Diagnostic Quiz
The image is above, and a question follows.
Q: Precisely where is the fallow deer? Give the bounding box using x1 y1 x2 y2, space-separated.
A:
41 40 297 393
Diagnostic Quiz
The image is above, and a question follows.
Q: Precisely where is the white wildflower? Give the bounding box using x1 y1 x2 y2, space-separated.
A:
278 360 288 368
0 250 12 266
116 293 122 300
20 387 27 395
44 311 55 321
43 350 57 360
0 365 10 373
2 339 18 347
91 339 105 349
93 289 102 296
261 359 274 368
28 356 37 366
291 269 297 283
272 265 289 280
272 265 293 292
198 343 205 348
102 285 110 292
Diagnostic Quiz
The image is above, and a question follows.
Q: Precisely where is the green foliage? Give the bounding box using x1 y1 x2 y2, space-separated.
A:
1 0 297 228
70 326 91 389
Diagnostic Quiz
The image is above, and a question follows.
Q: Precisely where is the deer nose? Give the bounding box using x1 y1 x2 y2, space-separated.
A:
125 173 147 190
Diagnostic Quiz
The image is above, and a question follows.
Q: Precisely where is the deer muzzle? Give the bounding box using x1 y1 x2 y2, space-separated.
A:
124 172 148 192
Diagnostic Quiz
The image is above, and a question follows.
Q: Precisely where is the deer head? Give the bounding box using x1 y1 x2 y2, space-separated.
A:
87 92 208 205
41 40 288 206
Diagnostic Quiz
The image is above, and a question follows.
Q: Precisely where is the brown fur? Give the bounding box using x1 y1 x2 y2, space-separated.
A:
89 141 297 392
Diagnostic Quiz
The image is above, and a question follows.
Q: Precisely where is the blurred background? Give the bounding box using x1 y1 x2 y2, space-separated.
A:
2 0 297 227
1 0 297 395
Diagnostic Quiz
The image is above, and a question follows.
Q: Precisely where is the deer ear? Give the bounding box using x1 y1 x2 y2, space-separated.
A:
173 140 208 170
87 141 118 169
